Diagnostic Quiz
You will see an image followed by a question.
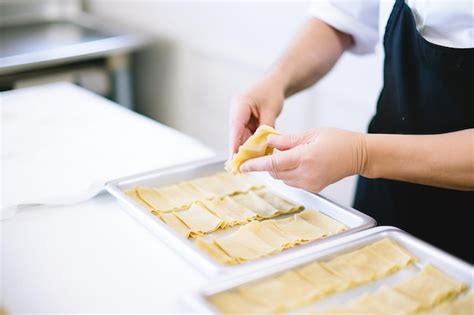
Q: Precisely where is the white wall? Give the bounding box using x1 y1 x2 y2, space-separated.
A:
86 0 383 207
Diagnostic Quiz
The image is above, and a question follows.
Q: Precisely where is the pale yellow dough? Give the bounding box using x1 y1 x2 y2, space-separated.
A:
200 196 257 227
207 239 423 313
174 202 223 237
298 209 347 234
423 292 474 314
238 270 316 312
394 264 467 308
231 191 280 219
225 125 280 174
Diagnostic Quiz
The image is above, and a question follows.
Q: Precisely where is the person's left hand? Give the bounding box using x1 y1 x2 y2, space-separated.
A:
239 128 368 192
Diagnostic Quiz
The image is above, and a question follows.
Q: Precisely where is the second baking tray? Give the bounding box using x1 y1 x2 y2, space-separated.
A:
184 226 473 313
106 157 376 275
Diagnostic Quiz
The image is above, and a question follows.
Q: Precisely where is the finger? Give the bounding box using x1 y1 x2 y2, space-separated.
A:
267 130 314 151
229 102 252 156
268 168 299 180
240 150 299 174
282 179 304 189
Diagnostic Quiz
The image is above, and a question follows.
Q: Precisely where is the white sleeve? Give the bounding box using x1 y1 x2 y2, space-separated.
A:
308 0 380 54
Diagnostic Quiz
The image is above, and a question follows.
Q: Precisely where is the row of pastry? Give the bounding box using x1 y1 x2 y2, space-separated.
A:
197 209 347 264
127 172 263 212
128 187 304 238
209 239 467 313
320 264 468 314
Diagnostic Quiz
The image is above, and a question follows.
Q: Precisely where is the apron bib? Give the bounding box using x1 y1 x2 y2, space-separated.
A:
353 0 474 262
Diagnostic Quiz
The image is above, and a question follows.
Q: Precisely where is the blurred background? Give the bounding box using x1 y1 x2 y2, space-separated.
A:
0 0 383 206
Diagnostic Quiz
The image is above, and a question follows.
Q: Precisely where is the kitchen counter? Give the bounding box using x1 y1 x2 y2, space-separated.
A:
0 83 214 313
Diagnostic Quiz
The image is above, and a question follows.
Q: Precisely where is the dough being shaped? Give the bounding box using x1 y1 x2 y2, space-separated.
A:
231 191 279 219
255 188 304 214
174 202 223 237
201 196 257 227
225 125 280 174
298 209 346 234
394 264 467 308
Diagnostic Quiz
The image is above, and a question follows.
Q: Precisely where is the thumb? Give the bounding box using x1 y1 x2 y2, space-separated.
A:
267 130 313 151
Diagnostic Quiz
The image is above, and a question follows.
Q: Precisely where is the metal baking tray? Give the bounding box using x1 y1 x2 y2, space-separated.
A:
106 157 376 276
184 226 473 313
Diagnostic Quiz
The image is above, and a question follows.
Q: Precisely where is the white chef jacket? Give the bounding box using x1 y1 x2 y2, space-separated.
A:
309 0 474 54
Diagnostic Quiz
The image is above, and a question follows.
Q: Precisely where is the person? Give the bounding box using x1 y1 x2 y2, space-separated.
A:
229 0 474 262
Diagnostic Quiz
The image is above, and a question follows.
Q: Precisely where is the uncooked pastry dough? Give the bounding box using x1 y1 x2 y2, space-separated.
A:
231 191 279 219
394 264 467 308
225 125 280 174
174 202 223 237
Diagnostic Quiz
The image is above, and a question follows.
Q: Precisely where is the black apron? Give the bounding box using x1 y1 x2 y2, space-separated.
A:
353 0 474 263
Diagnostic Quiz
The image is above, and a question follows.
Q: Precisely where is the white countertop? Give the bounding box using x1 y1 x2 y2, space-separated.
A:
0 83 215 313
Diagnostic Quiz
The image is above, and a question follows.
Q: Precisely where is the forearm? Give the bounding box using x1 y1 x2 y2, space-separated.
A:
362 129 474 190
265 17 353 98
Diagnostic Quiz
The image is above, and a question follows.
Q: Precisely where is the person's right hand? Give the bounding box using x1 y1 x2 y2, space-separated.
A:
229 76 285 157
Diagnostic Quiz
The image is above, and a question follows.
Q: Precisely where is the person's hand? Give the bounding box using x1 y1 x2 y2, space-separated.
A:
239 128 368 192
229 75 286 157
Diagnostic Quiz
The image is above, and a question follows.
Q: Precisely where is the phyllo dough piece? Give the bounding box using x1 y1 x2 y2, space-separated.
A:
394 264 467 308
238 271 316 312
195 239 237 265
177 181 214 200
215 172 263 192
174 202 223 238
366 238 415 268
136 187 180 212
159 212 192 238
189 173 251 197
255 188 303 214
295 261 349 298
298 209 346 234
213 223 275 261
231 191 279 219
225 125 280 174
201 196 257 227
271 215 326 245
156 184 200 209
125 188 153 210
208 291 269 314
424 292 474 314
348 286 422 314
241 220 291 250
321 245 403 286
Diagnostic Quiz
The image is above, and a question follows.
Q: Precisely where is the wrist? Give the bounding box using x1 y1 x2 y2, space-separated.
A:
265 63 294 98
360 133 381 179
